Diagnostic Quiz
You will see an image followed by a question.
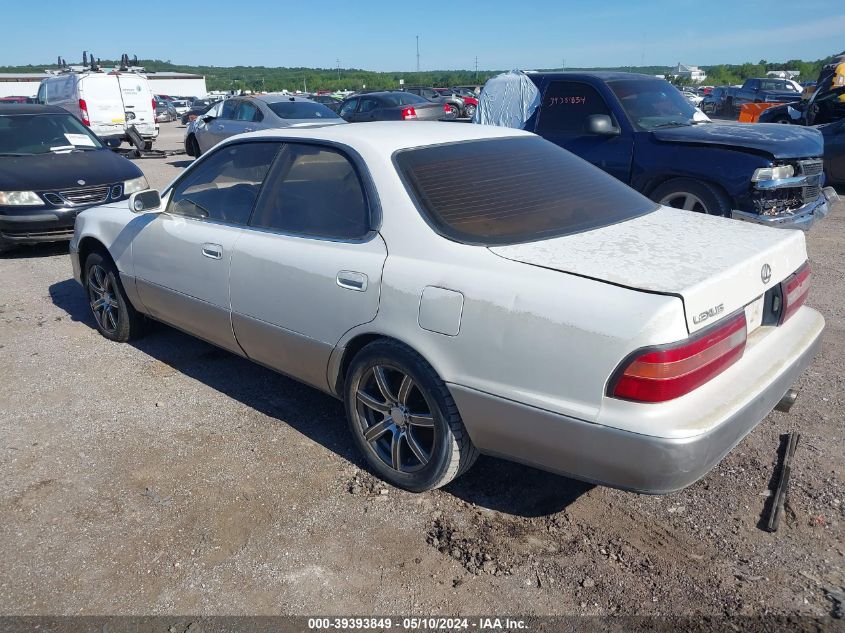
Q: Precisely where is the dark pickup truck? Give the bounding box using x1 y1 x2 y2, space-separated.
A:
724 78 803 116
475 71 834 230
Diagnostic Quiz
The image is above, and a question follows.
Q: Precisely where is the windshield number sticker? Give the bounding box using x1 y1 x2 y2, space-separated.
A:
547 96 587 106
64 133 96 147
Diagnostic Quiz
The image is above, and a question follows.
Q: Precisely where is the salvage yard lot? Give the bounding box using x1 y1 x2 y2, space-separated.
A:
1 123 843 617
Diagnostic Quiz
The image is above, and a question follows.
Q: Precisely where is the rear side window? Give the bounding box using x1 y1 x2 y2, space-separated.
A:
251 143 369 239
395 136 656 246
536 81 613 134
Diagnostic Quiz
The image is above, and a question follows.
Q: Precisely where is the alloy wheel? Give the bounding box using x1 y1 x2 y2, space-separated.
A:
354 365 436 473
659 191 708 213
87 264 120 334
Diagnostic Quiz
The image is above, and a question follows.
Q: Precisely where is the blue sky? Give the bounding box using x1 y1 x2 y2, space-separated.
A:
4 0 843 71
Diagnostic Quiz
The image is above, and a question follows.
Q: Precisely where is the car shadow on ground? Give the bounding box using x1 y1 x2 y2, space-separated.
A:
167 159 193 169
1 241 69 260
49 277 591 517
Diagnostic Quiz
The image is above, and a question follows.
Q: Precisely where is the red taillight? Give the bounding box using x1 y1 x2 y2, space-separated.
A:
611 312 747 403
780 263 810 324
401 106 417 120
151 98 156 121
78 98 90 126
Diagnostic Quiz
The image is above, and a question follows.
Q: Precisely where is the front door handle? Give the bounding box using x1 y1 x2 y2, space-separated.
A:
215 124 224 130
244 127 254 132
202 243 222 259
336 271 367 292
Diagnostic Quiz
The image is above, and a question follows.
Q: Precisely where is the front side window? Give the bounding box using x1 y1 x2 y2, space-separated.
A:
359 97 380 113
220 99 238 119
536 81 613 134
251 143 369 240
339 98 359 118
168 142 280 224
395 136 656 246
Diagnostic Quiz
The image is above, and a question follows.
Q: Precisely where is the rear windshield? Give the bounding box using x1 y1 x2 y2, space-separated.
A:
381 92 428 107
395 136 656 245
0 113 103 155
268 101 341 120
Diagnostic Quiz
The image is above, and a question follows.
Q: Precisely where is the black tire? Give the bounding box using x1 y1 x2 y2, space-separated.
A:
83 251 148 342
143 141 153 151
345 339 479 492
186 135 200 157
465 103 476 119
650 178 732 217
0 238 14 255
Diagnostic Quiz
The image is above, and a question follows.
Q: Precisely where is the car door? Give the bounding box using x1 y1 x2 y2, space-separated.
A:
131 140 282 352
200 98 238 151
533 80 634 183
226 100 264 135
229 142 387 391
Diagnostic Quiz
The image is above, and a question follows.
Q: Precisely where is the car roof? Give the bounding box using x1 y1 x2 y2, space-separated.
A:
527 71 660 82
255 94 317 104
227 121 532 154
0 104 69 115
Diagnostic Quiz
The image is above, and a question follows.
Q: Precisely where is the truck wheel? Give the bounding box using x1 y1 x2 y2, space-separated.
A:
345 339 479 492
651 178 732 217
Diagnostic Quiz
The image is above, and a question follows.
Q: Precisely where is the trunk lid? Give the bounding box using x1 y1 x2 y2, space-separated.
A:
489 207 808 334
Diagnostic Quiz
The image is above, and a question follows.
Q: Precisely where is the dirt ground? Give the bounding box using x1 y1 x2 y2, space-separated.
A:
1 123 843 619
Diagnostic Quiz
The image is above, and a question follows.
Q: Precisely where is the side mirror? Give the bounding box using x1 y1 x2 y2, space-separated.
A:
129 189 162 214
586 114 620 136
202 115 216 123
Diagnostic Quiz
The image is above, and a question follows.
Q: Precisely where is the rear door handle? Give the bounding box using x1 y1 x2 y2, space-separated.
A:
202 243 222 259
336 271 367 291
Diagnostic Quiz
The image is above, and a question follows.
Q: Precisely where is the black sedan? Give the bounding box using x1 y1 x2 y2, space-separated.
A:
310 94 343 112
820 118 845 186
338 91 452 122
0 105 147 253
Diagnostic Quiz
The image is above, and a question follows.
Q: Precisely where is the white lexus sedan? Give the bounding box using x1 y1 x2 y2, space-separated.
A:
70 122 824 494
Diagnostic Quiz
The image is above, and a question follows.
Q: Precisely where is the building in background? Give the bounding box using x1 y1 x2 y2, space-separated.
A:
0 70 207 99
669 63 707 83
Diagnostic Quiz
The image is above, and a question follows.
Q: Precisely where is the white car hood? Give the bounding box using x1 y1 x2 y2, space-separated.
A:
489 207 808 334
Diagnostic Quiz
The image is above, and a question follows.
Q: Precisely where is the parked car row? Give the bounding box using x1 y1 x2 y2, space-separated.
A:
0 68 835 496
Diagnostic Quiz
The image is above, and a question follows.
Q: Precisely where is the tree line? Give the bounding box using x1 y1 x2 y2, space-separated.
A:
0 54 837 92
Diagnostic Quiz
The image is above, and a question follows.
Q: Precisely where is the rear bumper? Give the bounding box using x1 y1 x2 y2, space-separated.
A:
732 188 835 231
0 207 79 245
450 308 824 494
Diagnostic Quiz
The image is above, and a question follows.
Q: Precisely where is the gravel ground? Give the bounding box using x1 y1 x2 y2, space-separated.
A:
0 123 843 619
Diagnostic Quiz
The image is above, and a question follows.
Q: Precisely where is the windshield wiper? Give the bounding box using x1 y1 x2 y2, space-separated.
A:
650 120 694 129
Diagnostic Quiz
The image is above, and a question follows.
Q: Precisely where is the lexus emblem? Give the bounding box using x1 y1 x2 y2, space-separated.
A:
77 179 86 186
761 263 772 284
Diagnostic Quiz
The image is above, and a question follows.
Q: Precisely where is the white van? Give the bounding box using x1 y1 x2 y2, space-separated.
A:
37 71 158 148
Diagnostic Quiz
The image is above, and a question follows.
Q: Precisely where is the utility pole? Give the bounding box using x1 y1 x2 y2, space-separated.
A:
562 58 565 71
475 56 478 80
416 35 420 73
336 58 341 82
